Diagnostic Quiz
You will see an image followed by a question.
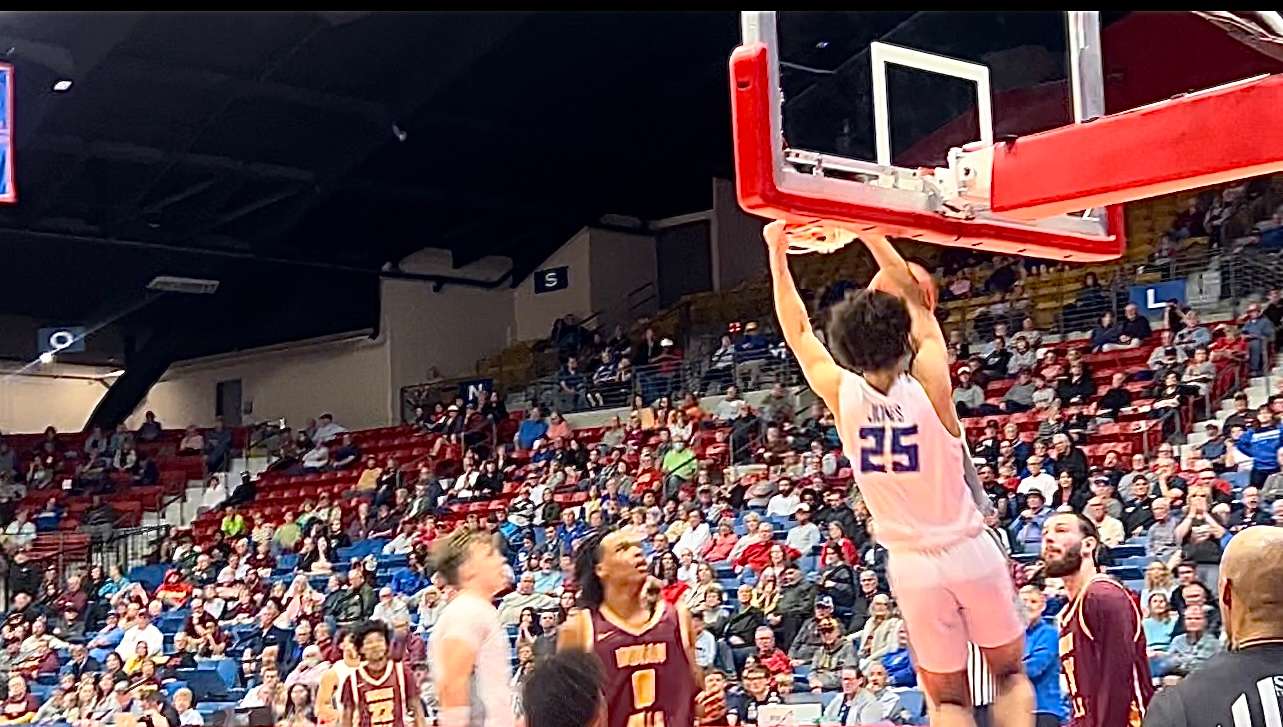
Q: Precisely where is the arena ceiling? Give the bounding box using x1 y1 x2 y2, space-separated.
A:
0 11 743 366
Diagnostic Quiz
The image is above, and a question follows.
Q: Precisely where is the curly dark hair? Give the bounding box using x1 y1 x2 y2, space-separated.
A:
522 650 605 727
350 619 391 652
825 288 912 373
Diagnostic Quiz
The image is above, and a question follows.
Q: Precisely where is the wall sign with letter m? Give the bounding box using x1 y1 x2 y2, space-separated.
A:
533 266 569 294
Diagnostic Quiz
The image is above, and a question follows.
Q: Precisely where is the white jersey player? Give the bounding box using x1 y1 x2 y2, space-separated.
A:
765 220 1032 727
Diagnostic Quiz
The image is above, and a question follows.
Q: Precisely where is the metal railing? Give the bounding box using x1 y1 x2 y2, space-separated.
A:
521 351 804 413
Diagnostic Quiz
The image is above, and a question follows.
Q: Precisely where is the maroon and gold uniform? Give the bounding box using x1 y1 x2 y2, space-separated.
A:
1057 575 1154 727
587 601 696 727
341 661 419 727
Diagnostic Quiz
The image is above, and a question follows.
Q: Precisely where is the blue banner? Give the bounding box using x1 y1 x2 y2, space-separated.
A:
1128 279 1185 312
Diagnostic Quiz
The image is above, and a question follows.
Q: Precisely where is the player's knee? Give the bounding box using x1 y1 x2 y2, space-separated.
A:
919 671 971 708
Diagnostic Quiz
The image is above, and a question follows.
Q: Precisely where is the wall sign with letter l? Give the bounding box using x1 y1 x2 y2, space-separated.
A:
533 266 569 294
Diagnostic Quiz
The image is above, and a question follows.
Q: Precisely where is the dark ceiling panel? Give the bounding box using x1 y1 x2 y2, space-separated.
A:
113 12 320 77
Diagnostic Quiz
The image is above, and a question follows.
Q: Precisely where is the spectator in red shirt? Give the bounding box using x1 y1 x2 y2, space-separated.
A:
701 519 739 563
752 626 792 680
1210 323 1249 364
734 524 800 574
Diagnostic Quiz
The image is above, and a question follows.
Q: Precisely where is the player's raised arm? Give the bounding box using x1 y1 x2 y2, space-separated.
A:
853 230 961 437
765 221 843 412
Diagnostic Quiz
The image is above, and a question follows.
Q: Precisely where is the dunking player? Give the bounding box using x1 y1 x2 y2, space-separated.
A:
1040 511 1152 727
1142 526 1283 727
765 220 1032 727
340 621 427 727
559 528 700 727
428 527 516 727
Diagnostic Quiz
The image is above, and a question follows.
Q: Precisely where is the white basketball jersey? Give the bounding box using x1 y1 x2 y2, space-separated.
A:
836 369 984 552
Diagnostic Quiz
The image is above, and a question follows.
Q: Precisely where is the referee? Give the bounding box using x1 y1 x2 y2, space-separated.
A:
967 642 996 727
1143 526 1283 726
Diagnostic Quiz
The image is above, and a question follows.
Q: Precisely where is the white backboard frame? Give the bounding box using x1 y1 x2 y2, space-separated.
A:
741 10 1114 238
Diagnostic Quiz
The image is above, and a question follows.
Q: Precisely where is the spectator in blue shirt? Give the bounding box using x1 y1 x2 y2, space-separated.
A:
1009 491 1051 554
514 407 548 450
531 553 563 595
1236 408 1282 487
1173 309 1211 355
880 624 917 687
555 509 587 555
735 321 771 389
1241 302 1276 375
390 555 428 596
1018 585 1065 727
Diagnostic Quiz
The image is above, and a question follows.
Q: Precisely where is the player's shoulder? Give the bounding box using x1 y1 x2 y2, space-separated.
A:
1083 575 1136 605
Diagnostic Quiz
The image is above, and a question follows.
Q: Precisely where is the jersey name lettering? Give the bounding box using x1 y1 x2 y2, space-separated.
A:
613 642 667 669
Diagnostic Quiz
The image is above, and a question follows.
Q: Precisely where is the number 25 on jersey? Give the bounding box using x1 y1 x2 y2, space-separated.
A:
858 425 920 474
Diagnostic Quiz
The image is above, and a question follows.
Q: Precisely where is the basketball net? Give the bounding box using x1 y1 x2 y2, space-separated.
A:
781 221 858 254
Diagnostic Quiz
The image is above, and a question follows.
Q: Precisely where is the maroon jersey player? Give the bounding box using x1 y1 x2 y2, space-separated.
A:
1041 511 1153 727
560 529 700 727
341 621 426 727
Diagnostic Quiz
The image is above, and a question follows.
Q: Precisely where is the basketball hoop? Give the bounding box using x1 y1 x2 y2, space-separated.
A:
782 221 858 254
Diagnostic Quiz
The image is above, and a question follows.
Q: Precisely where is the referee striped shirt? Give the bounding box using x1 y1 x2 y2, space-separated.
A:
968 642 996 707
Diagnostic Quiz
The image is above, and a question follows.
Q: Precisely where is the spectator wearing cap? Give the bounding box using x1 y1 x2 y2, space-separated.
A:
1198 423 1229 470
1242 302 1276 375
311 413 346 445
785 503 820 556
788 596 840 664
1236 407 1282 487
1009 491 1050 554
952 367 994 417
531 553 563 595
1121 476 1157 536
807 616 855 691
1089 474 1124 519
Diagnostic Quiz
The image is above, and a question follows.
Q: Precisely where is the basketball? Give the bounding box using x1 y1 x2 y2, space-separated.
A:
868 261 937 311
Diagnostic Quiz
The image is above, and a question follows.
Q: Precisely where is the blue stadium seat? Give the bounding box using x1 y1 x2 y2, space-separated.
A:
1111 544 1145 559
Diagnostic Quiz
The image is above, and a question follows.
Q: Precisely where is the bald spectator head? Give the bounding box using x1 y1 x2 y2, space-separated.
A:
1220 525 1283 649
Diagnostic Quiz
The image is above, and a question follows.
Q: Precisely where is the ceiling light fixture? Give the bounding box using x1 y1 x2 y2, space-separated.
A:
38 351 54 364
52 79 72 92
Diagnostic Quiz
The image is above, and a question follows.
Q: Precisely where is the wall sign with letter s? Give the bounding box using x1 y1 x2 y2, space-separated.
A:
533 266 569 294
